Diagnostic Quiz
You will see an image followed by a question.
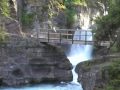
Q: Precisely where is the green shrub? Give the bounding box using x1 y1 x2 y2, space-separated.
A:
65 8 76 28
0 0 10 17
21 10 35 26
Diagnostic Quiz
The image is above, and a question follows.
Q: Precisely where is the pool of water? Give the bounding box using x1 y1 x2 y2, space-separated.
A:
0 83 82 90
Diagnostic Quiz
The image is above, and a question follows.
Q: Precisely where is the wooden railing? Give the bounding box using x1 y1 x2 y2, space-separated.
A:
30 28 94 44
0 28 110 47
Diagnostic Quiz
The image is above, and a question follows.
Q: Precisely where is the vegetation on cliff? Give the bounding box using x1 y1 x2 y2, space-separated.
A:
21 10 35 26
93 0 120 51
0 0 9 42
64 0 86 28
103 60 120 90
45 0 86 28
0 0 10 17
0 26 7 42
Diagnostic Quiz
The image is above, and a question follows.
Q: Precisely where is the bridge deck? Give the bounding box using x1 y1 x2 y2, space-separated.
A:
0 28 110 47
29 28 110 46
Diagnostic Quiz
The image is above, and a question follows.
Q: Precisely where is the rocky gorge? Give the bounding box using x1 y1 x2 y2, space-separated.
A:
0 0 120 90
0 36 73 86
76 54 120 90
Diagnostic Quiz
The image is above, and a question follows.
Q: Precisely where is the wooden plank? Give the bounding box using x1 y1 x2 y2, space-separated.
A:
37 28 92 32
39 32 73 36
1 31 110 46
85 31 87 44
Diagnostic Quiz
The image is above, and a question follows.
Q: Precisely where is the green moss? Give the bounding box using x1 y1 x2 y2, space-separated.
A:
65 8 76 28
0 0 10 17
105 85 114 90
64 0 78 28
110 43 119 52
21 10 35 26
0 26 7 43
64 0 86 6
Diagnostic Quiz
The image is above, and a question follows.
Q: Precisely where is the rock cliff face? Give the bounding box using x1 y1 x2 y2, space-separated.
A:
16 0 108 30
0 36 72 86
9 0 17 19
4 18 22 35
75 54 120 90
0 0 73 86
0 0 22 35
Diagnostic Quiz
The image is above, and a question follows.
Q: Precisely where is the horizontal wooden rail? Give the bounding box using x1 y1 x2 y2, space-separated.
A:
37 28 92 31
0 30 110 46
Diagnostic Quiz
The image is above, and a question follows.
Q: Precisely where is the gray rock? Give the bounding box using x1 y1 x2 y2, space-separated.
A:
75 55 120 90
0 37 73 86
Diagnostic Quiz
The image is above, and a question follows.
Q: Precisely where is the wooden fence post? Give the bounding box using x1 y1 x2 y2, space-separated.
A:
85 31 87 45
48 30 49 42
72 33 74 44
79 30 81 40
60 32 61 44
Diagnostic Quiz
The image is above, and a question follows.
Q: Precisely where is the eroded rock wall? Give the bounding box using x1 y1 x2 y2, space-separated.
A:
75 54 120 90
20 0 108 31
0 36 72 86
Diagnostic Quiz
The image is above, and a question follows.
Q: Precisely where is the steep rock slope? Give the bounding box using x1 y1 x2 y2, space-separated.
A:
76 55 120 90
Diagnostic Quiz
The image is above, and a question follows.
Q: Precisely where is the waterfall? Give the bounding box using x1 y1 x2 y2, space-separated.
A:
1 29 93 90
67 29 93 85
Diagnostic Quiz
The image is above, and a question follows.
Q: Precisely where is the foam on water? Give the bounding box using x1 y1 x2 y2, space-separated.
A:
0 83 82 90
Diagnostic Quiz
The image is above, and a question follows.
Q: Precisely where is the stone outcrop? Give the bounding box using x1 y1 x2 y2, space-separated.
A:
9 0 17 19
75 54 120 90
5 18 22 35
0 36 72 86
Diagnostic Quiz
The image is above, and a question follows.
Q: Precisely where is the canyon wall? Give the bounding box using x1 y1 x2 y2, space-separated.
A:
0 36 72 86
76 54 120 90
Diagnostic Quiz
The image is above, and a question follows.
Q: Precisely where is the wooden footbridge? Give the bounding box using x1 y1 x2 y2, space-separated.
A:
0 28 110 47
25 28 110 46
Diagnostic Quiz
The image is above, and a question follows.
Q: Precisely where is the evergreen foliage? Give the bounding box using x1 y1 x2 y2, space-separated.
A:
93 0 120 51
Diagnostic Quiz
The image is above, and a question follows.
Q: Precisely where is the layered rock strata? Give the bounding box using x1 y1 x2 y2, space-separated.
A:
0 36 72 86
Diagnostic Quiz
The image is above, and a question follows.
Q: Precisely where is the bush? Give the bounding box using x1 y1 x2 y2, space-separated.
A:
65 8 76 28
21 10 35 26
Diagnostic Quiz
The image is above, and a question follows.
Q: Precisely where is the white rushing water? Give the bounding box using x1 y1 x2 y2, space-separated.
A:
68 29 93 86
1 29 93 90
